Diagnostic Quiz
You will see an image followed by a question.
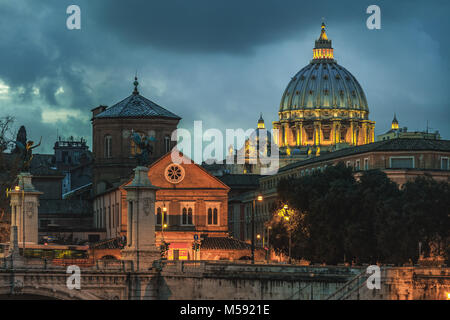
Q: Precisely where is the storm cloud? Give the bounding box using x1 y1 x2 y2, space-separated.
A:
0 0 448 154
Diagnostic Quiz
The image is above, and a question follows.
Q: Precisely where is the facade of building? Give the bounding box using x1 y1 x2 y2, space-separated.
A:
91 78 181 195
94 151 258 260
273 23 375 161
53 137 92 194
228 138 450 246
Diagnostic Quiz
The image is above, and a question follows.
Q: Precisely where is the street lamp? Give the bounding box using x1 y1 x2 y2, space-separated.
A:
251 194 263 264
162 204 167 241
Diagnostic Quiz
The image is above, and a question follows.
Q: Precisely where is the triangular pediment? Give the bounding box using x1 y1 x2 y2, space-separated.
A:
123 150 230 190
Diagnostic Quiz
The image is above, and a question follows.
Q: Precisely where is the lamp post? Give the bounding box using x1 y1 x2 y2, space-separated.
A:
251 194 263 264
162 205 167 241
266 226 272 262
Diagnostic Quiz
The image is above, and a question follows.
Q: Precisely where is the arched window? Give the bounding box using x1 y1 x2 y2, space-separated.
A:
213 208 218 225
104 135 112 158
188 208 193 225
156 207 162 225
181 207 193 225
207 207 218 225
182 207 187 225
207 208 213 225
156 206 168 225
165 135 171 153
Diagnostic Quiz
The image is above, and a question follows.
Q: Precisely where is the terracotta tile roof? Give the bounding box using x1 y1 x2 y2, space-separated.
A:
201 237 252 250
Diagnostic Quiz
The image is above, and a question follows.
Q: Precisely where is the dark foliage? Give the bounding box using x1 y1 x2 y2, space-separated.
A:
271 162 449 265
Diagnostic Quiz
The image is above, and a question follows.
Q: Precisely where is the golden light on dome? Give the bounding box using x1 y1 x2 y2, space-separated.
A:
313 48 334 59
273 22 375 154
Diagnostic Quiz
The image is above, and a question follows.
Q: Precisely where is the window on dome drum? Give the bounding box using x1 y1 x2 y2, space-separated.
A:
181 207 193 225
390 156 414 169
355 160 360 171
305 128 314 141
364 158 369 170
441 157 449 170
104 135 112 158
207 208 219 225
322 127 331 140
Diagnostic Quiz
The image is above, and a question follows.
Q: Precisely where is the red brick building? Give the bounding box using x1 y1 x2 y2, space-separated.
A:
94 152 262 260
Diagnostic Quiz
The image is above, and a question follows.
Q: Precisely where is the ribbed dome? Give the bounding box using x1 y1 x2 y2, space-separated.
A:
279 62 368 112
279 23 368 113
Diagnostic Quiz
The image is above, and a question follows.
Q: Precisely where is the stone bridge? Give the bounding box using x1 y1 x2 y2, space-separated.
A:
0 254 448 300
0 253 364 300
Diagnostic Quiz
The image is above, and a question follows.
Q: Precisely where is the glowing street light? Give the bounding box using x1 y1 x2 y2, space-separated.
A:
251 195 264 264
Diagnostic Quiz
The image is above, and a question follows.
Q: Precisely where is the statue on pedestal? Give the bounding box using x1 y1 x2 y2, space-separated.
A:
131 131 155 166
10 126 41 172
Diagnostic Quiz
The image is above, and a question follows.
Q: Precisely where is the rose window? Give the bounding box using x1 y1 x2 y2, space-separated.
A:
164 164 185 184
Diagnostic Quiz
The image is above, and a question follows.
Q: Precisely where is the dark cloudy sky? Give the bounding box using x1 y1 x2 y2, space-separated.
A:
0 0 449 153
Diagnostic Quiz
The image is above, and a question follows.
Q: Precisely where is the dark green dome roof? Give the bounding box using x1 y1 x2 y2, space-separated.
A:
279 23 369 113
279 62 368 113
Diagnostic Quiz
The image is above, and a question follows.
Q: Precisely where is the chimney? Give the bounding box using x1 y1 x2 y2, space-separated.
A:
91 105 108 118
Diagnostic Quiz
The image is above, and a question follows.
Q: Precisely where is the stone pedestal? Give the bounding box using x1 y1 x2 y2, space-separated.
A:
9 172 42 246
121 166 160 271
